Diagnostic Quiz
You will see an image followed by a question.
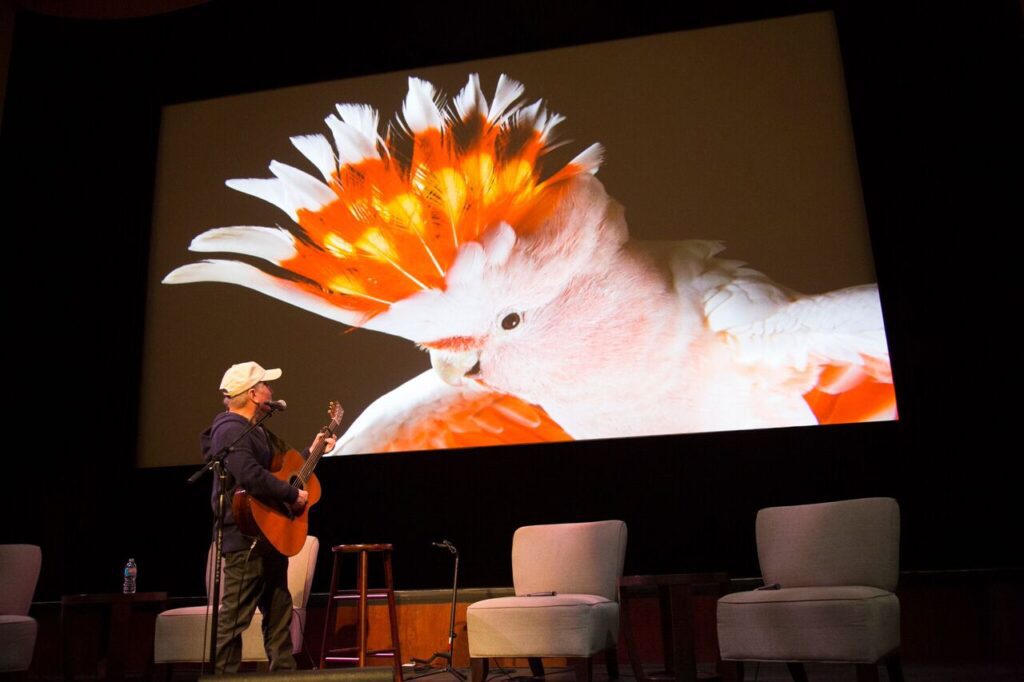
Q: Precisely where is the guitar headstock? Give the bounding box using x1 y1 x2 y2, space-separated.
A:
327 401 344 434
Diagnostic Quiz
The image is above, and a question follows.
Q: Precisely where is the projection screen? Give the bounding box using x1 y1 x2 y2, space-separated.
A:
139 11 895 467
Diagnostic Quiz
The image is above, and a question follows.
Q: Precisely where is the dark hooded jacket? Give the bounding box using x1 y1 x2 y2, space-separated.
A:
201 411 299 552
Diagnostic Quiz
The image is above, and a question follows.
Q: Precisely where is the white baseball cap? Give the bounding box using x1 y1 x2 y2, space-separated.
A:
219 361 282 397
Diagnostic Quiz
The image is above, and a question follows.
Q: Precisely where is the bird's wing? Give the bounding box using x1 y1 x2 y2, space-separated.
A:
670 241 896 423
713 282 894 423
330 370 572 455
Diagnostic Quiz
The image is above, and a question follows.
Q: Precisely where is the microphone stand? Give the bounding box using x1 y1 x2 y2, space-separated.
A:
407 541 466 680
187 407 277 673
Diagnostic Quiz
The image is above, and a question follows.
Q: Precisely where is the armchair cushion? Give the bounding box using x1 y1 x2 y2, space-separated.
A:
468 594 618 657
718 586 900 663
0 615 38 672
154 605 306 663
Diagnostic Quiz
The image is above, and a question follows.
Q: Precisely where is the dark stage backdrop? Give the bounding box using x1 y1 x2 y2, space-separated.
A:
2 0 1021 601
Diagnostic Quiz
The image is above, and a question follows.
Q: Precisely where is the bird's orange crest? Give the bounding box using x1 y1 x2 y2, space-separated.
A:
223 75 603 321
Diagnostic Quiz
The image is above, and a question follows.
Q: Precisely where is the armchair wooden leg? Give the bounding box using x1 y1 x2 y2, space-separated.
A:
855 664 880 682
528 657 545 678
885 652 905 682
786 662 809 682
604 646 619 679
568 656 592 682
471 657 489 682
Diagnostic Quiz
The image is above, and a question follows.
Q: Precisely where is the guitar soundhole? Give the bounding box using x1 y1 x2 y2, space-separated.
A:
289 476 303 490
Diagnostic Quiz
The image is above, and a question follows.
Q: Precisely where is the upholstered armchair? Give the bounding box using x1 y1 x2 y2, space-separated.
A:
154 535 319 669
717 498 903 682
467 520 628 682
0 544 42 674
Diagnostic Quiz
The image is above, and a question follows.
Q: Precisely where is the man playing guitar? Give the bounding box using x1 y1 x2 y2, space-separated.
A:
201 361 336 674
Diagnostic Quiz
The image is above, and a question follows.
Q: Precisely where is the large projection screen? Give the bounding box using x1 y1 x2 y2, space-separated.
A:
140 11 892 468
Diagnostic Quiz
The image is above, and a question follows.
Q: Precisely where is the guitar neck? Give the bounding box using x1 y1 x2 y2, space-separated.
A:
292 406 343 487
295 443 325 485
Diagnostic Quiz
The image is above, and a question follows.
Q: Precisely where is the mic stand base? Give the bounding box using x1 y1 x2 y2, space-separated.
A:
405 653 466 681
405 548 465 681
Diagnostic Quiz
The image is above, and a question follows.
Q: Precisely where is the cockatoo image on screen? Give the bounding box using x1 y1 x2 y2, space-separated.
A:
164 74 896 454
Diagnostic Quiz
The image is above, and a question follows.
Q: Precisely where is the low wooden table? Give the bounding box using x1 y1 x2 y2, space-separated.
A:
60 591 168 680
619 573 730 682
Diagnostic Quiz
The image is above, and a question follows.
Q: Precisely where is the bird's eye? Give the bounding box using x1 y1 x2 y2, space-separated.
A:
501 312 521 330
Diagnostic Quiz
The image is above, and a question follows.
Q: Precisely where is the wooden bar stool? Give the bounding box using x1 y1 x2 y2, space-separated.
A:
320 543 403 681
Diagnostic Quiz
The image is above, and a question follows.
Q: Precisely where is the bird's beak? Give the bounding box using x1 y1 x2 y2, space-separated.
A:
429 348 481 387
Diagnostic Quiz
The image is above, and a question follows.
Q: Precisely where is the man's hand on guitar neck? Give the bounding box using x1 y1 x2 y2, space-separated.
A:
290 488 309 514
309 430 338 455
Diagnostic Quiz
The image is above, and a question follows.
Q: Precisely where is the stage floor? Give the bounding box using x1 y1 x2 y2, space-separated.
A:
141 662 1024 682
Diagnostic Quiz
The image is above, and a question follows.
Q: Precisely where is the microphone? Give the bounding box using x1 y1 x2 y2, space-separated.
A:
432 540 457 554
264 399 288 412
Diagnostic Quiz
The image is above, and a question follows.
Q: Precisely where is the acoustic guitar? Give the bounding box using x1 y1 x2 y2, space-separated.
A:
232 401 343 556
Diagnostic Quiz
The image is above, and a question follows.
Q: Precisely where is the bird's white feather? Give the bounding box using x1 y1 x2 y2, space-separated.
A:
324 113 379 168
162 260 366 326
488 74 524 125
567 143 604 175
445 242 487 287
481 222 517 267
402 77 445 133
269 160 335 212
290 134 337 182
225 177 295 218
188 226 297 263
225 161 335 220
336 104 381 144
453 73 488 121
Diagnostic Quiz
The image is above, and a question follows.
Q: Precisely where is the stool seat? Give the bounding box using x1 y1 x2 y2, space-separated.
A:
320 544 403 681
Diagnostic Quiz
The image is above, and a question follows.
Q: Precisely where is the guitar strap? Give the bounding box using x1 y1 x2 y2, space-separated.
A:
261 426 290 459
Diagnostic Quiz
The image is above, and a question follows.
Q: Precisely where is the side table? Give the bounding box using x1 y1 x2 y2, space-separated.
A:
619 573 730 682
60 591 168 680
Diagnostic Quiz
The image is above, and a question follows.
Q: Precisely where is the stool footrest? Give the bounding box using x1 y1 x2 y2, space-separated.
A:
332 591 393 600
325 648 398 656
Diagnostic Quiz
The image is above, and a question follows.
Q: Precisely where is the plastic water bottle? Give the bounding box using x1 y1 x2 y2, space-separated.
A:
123 558 138 594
